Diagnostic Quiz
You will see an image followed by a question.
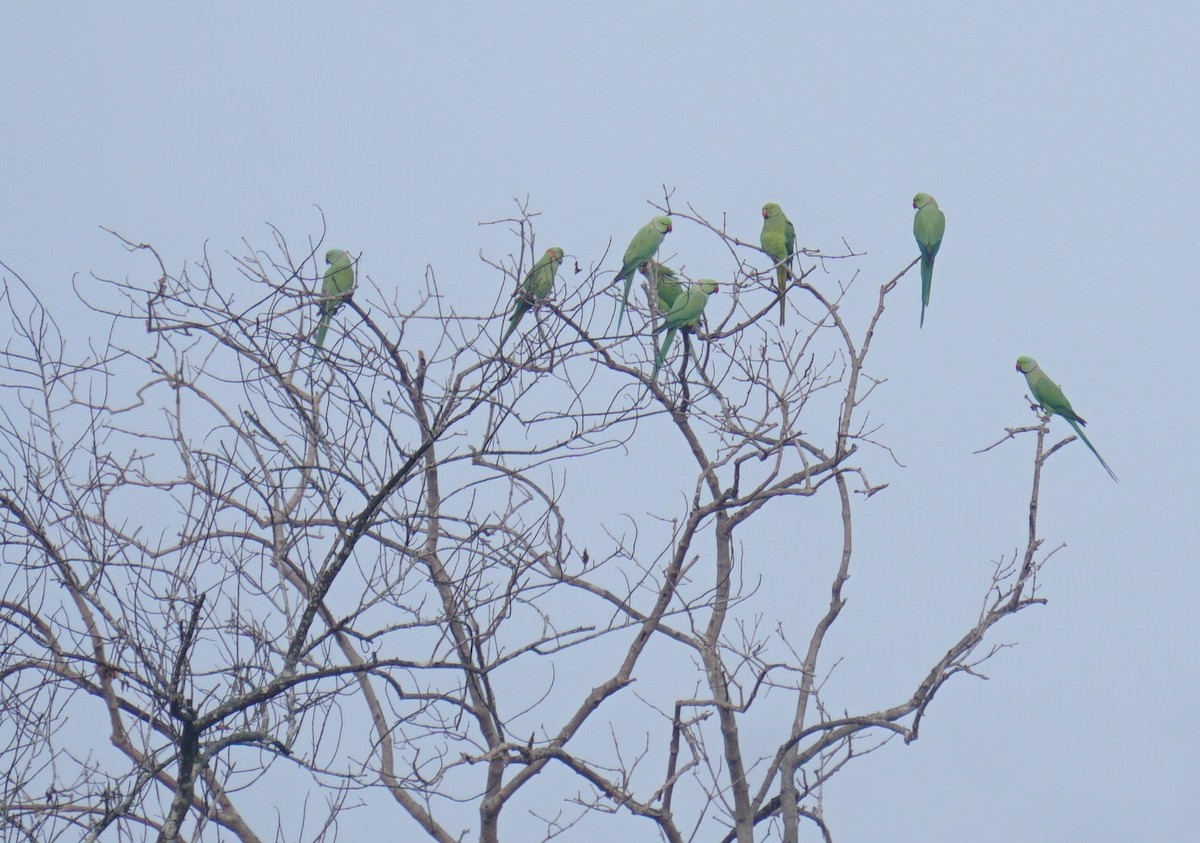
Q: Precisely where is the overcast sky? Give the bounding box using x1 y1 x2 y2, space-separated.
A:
4 3 1197 840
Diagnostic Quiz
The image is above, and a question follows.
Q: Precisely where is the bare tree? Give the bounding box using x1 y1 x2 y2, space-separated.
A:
1 200 1062 842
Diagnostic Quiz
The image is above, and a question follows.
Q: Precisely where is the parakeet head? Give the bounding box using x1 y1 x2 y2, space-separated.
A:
640 259 675 278
325 248 346 265
1015 356 1038 373
698 280 720 295
652 215 673 234
912 193 936 210
545 247 564 260
762 203 781 219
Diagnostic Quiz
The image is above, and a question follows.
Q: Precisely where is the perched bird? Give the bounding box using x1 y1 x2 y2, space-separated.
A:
651 280 719 382
499 247 564 349
912 193 946 328
639 259 682 312
312 249 356 358
760 202 796 325
1015 356 1118 482
614 215 672 332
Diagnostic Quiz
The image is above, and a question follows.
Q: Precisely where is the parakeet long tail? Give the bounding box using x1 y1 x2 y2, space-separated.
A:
616 276 634 334
651 326 677 382
919 257 933 328
498 320 516 350
310 314 332 363
777 266 788 326
1066 417 1119 483
498 302 528 350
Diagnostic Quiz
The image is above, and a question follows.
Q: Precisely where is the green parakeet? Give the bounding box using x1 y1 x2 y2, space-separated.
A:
312 248 356 357
499 246 564 349
912 192 946 328
639 259 682 312
1015 356 1118 482
760 202 796 325
614 215 672 332
651 279 719 382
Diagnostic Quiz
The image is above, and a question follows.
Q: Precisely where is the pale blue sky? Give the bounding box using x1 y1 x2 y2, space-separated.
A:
4 2 1197 840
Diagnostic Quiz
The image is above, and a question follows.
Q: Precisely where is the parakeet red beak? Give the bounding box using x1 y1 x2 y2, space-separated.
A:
762 209 769 219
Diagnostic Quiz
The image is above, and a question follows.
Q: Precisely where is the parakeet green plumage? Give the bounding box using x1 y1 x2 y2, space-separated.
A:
1015 356 1118 482
639 259 682 312
499 246 564 349
312 248 356 358
912 193 946 328
651 279 718 382
614 215 672 332
760 202 796 325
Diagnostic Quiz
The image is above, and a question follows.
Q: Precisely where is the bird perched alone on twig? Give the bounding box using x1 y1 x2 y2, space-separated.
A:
1015 355 1118 482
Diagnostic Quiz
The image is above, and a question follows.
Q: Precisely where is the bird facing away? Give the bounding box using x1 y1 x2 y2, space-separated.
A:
312 249 356 358
639 259 682 313
760 202 796 325
651 279 719 382
1015 356 1118 482
614 215 672 333
499 247 565 349
912 193 946 328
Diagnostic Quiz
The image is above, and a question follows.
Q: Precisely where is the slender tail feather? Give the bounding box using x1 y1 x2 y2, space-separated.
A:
919 255 933 329
310 313 332 363
777 266 787 325
498 303 525 351
616 276 634 334
1067 418 1119 483
498 319 516 350
651 327 675 382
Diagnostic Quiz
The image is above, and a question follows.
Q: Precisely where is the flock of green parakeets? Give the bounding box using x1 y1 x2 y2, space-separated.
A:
311 193 1117 481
